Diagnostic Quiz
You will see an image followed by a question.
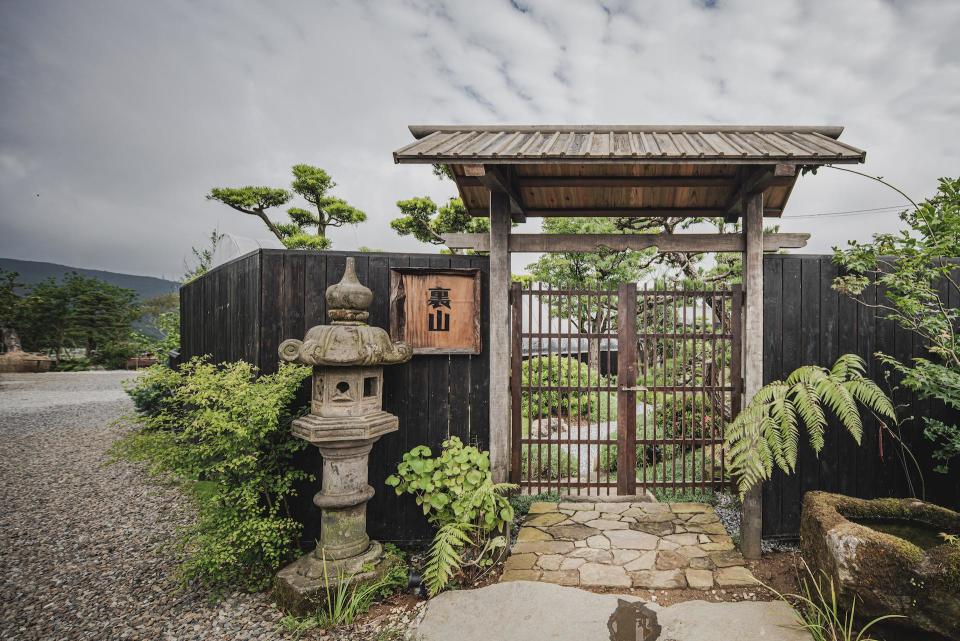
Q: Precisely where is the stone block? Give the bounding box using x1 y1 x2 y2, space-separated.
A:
579 563 631 588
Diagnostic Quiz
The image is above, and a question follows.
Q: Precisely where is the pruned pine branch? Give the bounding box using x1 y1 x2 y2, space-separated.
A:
725 354 895 496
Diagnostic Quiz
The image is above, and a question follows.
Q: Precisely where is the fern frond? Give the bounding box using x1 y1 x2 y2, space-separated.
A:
844 378 896 420
422 522 473 596
791 381 826 452
816 376 862 443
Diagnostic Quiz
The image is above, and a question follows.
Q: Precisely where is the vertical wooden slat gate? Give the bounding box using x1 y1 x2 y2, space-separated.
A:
511 282 742 496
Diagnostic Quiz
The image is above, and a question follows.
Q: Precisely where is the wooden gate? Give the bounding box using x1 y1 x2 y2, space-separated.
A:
510 282 742 497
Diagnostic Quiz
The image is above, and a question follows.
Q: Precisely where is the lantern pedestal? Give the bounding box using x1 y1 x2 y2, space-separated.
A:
272 258 412 615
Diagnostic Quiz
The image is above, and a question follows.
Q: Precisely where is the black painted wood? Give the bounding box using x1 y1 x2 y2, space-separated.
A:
762 255 960 538
180 249 491 544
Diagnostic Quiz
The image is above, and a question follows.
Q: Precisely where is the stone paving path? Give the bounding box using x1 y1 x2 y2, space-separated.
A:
502 501 756 590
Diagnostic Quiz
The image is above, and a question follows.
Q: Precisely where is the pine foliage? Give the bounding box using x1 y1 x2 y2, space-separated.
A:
725 354 895 495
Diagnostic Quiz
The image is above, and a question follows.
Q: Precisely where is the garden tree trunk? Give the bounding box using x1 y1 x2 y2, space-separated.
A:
1 326 22 353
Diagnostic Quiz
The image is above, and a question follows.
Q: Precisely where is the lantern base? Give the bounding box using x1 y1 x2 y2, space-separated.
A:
273 541 403 616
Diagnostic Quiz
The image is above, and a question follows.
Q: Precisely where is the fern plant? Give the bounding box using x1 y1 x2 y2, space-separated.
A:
725 354 895 495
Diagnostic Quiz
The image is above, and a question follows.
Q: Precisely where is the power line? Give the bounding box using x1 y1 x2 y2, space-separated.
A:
782 204 906 219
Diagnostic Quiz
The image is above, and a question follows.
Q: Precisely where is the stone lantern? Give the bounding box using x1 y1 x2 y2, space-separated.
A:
274 258 412 613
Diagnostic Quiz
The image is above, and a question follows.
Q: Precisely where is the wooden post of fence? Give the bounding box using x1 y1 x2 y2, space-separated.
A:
741 191 764 559
617 283 638 495
489 190 512 483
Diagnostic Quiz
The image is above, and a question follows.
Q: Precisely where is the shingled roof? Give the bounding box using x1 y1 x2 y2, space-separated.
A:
392 125 866 220
394 125 864 165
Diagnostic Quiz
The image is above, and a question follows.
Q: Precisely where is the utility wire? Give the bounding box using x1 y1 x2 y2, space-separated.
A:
782 204 906 219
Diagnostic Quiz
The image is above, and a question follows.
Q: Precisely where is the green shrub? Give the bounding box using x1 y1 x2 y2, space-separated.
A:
92 340 137 369
520 444 579 480
386 437 515 596
114 357 312 592
520 356 616 422
124 362 184 420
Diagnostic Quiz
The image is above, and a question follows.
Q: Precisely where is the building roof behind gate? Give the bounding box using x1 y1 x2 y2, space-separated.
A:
393 125 866 219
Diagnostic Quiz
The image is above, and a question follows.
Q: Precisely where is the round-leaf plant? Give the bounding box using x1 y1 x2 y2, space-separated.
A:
386 437 516 595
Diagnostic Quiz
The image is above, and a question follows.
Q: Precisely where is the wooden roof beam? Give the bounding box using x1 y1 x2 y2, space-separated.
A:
458 176 738 188
463 164 526 223
442 232 809 253
467 207 783 218
724 164 796 222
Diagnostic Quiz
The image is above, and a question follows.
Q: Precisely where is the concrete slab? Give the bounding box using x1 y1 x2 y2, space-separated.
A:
413 581 810 641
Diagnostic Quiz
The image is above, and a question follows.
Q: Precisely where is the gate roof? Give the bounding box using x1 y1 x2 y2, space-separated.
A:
393 125 865 220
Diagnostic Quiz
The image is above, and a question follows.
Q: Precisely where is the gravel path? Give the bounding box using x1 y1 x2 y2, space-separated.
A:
0 371 293 641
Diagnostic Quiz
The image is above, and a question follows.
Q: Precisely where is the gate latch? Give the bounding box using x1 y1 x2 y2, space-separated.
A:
619 385 648 392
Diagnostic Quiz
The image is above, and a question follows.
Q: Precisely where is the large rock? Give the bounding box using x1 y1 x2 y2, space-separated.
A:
801 491 960 639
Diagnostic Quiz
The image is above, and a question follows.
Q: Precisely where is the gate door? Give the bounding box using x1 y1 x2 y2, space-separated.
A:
511 282 741 497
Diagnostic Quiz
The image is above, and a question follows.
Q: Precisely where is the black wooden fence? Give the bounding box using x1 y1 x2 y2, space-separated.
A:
762 254 960 538
179 249 490 545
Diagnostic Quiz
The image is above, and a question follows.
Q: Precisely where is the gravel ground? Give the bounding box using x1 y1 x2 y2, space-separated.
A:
0 371 414 641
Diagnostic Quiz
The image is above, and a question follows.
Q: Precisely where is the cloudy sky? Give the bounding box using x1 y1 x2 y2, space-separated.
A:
1 0 958 280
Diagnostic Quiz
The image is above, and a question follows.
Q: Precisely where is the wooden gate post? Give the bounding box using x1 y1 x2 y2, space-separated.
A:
489 190 512 483
617 283 638 495
741 191 764 559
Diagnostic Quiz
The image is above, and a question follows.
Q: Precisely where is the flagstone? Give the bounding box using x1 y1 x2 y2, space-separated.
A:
517 527 553 542
623 550 657 571
663 533 700 546
559 557 586 570
525 512 568 527
579 563 631 588
604 529 658 550
586 534 610 549
630 520 675 536
676 545 709 559
536 554 565 571
559 502 591 511
710 550 746 568
631 569 687 589
539 570 580 586
701 542 735 551
504 553 538 570
716 566 757 587
569 548 613 562
501 569 542 582
569 510 601 523
586 519 628 530
543 524 599 540
686 568 714 590
528 502 559 514
511 541 574 555
593 502 631 514
610 549 640 565
655 550 689 570
671 502 712 513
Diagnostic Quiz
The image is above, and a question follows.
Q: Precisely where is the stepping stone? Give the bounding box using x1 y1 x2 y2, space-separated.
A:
569 510 601 523
671 503 712 513
710 550 746 568
686 568 714 590
688 512 720 524
540 570 579 586
560 557 586 570
543 524 599 541
715 566 757 587
574 541 587 548
676 545 709 559
579 563 631 588
586 519 628 530
511 541 574 555
655 550 689 570
501 569 541 582
569 548 613 563
698 534 711 543
594 502 631 514
536 554 565 571
701 522 729 535
657 539 680 551
504 553 537 570
623 550 656 571
604 529 658 550
528 502 559 514
559 502 592 511
525 512 568 527
702 541 735 551
631 569 687 589
663 533 700 546
689 556 715 570
637 502 672 513
586 535 611 550
630 520 674 536
611 549 640 565
517 528 553 542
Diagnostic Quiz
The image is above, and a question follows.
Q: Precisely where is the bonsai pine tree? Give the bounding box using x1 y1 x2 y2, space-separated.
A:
207 164 366 250
390 196 488 253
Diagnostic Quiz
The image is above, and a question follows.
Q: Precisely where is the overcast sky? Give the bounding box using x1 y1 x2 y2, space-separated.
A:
1 0 958 280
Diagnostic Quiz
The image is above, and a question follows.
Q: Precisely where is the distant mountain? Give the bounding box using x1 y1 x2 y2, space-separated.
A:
0 258 179 301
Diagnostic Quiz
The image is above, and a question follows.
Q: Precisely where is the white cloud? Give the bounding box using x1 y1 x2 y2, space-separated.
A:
0 0 957 278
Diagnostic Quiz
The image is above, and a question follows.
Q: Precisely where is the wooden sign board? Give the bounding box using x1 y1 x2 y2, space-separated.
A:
389 268 481 355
